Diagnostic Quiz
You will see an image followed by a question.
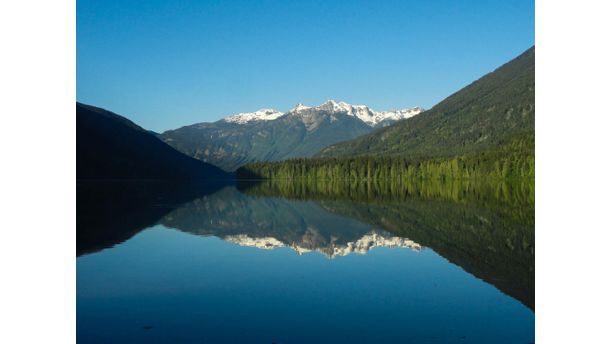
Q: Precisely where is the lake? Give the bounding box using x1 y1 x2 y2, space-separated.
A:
77 180 534 343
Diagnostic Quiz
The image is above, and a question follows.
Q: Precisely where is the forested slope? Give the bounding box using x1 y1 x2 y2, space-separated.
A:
317 46 534 159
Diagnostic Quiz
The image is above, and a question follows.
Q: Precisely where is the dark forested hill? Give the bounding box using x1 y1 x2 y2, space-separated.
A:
317 46 535 158
76 102 230 180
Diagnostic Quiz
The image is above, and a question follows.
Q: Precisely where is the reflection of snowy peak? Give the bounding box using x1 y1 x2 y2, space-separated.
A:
223 231 422 258
224 235 285 250
222 100 424 127
328 232 422 257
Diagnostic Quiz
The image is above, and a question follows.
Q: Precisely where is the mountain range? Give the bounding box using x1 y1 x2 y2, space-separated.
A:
159 101 423 171
160 187 422 259
77 46 534 180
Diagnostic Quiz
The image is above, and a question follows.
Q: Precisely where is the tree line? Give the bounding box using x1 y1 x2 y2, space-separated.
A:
237 133 534 181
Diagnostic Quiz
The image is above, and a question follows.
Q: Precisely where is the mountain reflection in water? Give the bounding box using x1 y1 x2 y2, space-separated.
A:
78 179 534 343
77 178 534 311
222 231 422 258
158 186 424 259
240 179 534 310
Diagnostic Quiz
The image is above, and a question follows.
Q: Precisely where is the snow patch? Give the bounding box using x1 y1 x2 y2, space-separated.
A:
288 103 311 112
224 109 284 124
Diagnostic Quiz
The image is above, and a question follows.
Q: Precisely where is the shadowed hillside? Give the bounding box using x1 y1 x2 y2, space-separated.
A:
77 102 230 180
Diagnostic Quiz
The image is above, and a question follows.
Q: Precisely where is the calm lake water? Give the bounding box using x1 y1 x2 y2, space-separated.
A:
77 180 534 343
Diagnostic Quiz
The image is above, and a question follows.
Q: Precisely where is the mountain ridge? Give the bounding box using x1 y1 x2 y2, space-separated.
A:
222 100 423 127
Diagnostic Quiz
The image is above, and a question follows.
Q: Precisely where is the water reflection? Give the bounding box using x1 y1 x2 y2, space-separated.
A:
78 179 534 310
160 186 422 258
77 179 534 343
76 181 227 256
239 179 535 310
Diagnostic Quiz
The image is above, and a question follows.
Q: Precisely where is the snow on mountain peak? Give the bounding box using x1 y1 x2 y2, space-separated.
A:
224 108 284 124
310 100 424 126
373 107 425 125
317 100 355 113
222 101 424 126
289 103 311 112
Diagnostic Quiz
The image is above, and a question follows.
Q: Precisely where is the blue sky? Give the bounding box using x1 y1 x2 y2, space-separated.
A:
77 0 534 132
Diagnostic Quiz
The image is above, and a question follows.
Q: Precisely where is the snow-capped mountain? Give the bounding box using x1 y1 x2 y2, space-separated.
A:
223 100 424 127
160 100 424 171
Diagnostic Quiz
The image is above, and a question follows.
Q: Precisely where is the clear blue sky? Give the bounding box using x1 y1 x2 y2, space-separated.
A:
77 0 534 132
